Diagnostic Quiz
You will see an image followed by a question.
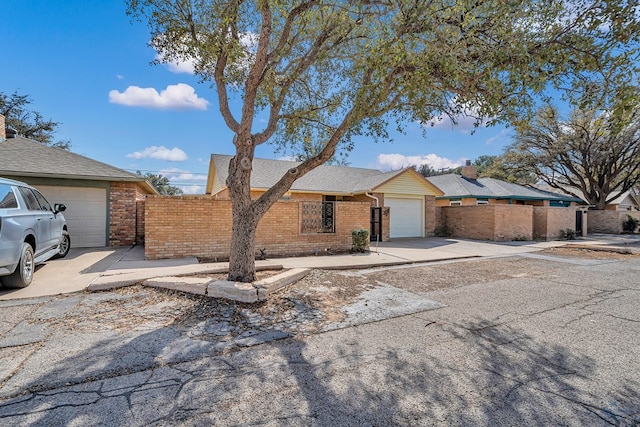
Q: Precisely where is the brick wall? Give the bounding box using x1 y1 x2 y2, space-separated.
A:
109 182 147 246
587 210 640 234
439 205 533 241
144 196 371 259
532 207 577 240
424 195 436 236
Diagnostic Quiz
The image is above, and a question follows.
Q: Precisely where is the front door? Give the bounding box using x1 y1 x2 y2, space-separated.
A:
370 207 382 242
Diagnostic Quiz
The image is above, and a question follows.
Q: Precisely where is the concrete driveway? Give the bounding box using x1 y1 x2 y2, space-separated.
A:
0 247 129 300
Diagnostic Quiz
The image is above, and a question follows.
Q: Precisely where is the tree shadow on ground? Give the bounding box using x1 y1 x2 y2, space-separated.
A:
0 304 638 426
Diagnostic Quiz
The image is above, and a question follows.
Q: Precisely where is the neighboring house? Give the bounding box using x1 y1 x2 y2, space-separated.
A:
0 119 157 247
426 162 584 241
427 163 582 207
600 190 640 212
206 154 444 239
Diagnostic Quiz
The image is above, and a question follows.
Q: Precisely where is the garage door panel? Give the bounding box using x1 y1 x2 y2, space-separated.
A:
36 186 107 248
386 197 423 238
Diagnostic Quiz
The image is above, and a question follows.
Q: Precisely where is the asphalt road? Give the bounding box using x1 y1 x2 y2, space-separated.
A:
0 249 638 426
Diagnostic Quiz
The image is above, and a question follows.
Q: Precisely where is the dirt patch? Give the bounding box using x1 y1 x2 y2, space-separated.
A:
365 257 566 294
540 246 640 260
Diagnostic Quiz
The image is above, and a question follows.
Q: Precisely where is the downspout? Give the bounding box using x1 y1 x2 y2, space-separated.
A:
365 193 380 252
365 192 379 206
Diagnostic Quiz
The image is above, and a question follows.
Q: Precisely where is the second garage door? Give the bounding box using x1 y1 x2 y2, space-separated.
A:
385 197 424 238
36 186 107 248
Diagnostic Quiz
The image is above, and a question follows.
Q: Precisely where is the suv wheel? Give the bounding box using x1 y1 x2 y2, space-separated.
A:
3 243 35 288
53 231 71 259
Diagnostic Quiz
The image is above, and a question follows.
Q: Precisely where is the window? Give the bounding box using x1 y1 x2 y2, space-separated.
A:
18 187 41 211
450 200 462 206
476 198 489 205
301 201 335 233
32 189 53 211
0 184 18 209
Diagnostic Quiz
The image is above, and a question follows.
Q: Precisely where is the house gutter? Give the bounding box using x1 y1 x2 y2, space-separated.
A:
365 192 379 206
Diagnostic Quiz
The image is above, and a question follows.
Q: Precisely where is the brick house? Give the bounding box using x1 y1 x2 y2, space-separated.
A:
206 154 444 240
0 119 157 247
427 162 585 241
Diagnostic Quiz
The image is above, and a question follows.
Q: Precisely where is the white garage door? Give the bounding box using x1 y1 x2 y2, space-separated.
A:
386 197 424 238
36 186 107 248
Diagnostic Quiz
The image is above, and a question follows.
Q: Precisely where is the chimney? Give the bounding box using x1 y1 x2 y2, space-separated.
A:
461 159 478 180
0 114 5 141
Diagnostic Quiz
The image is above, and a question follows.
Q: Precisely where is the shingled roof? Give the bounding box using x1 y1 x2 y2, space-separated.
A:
426 174 581 202
0 136 156 192
207 154 433 195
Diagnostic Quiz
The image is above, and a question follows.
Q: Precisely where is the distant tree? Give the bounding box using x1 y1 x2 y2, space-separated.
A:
505 103 640 209
415 164 459 177
0 91 71 149
138 171 183 195
475 154 538 185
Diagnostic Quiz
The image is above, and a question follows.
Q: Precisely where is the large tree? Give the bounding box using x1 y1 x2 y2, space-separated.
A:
128 0 639 282
0 91 71 149
505 103 640 209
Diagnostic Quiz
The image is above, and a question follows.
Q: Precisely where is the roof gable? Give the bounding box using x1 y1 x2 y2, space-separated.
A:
206 154 443 196
0 136 157 193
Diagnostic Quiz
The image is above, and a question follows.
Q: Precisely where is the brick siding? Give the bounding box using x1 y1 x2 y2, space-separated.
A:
439 205 533 241
144 196 371 260
109 182 147 246
587 210 640 234
532 207 577 240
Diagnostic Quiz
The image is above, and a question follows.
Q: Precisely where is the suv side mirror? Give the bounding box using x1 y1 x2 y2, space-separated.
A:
54 203 66 213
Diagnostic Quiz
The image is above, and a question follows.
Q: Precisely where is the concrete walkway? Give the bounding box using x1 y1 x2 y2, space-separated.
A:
2 234 639 301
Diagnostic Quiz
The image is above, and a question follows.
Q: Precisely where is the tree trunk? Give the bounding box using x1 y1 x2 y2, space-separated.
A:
228 204 260 282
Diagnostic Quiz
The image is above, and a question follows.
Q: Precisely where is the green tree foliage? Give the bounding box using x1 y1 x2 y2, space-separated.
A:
137 171 184 195
0 91 71 149
475 155 538 185
504 103 640 210
128 0 640 282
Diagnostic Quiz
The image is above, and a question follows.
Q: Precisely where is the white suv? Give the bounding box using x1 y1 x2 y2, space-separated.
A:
0 177 70 288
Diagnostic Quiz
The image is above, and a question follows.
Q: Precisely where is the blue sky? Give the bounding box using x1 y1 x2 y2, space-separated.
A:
4 0 514 193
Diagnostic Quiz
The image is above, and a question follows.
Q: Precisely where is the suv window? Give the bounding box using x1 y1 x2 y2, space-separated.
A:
17 187 42 211
0 184 18 209
32 189 53 211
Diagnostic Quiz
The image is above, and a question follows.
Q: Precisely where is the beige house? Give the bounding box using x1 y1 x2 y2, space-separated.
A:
206 154 443 240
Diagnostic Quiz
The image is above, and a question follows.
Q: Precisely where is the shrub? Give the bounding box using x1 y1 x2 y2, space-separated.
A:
622 215 640 233
559 228 576 240
434 226 452 237
351 229 369 253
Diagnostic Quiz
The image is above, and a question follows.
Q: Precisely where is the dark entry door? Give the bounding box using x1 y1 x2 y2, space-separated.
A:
370 207 382 242
575 210 583 236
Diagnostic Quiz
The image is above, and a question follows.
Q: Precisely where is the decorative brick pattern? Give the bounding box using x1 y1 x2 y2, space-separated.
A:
109 182 147 246
144 196 370 260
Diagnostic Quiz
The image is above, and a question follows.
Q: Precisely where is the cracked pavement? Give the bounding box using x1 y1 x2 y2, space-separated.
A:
0 248 639 426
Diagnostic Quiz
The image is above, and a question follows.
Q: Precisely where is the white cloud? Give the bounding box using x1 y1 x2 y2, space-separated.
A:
377 153 464 171
484 129 510 146
108 83 209 110
159 167 207 182
159 168 208 194
116 74 124 80
180 185 205 195
127 146 188 162
155 51 196 74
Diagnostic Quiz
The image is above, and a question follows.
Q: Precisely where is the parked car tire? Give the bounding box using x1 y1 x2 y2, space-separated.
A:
2 243 35 289
53 231 71 259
